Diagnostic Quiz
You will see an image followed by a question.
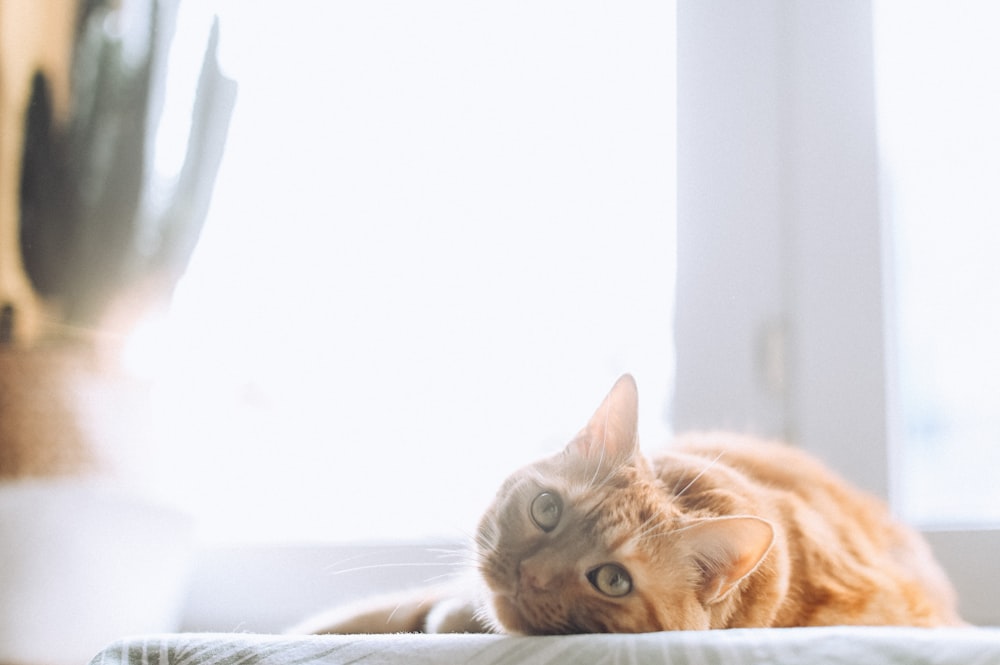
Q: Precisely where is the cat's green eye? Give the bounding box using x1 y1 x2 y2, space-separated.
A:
530 491 562 532
588 563 632 597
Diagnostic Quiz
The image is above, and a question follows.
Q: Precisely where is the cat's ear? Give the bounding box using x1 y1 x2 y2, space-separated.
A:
566 374 639 466
677 516 775 605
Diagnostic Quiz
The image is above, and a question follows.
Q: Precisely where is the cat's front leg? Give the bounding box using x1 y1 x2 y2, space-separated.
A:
424 595 492 633
289 586 493 635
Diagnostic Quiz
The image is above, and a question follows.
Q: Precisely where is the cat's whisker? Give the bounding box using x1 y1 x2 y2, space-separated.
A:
474 521 501 551
633 523 693 543
582 456 623 494
436 546 486 568
472 532 490 552
385 595 433 627
525 467 553 491
673 450 724 499
635 510 661 533
324 562 463 576
425 547 472 560
632 510 670 542
586 407 613 490
600 463 624 489
321 551 382 574
473 603 502 634
577 395 616 492
421 571 467 586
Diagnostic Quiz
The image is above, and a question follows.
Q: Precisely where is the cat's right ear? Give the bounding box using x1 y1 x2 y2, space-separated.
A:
566 374 639 468
676 516 775 605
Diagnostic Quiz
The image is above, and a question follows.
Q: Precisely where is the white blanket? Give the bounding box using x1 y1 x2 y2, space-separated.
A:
90 627 1000 665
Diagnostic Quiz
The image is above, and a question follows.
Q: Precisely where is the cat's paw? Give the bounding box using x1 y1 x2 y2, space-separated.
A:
424 597 492 633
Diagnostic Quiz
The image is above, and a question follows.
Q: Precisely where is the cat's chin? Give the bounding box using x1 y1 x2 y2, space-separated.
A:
488 593 533 636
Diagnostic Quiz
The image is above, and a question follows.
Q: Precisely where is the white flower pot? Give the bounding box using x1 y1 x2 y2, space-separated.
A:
0 480 195 665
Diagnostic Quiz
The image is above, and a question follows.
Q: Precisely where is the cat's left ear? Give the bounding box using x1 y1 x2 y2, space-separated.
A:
677 516 775 605
567 374 639 467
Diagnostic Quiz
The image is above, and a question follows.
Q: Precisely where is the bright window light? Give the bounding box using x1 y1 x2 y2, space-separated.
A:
875 0 1000 525
130 1 676 544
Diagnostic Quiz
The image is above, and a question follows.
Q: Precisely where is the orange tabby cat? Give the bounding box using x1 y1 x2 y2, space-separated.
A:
295 374 962 634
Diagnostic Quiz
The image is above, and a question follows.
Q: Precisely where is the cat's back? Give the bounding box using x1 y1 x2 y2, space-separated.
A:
664 433 877 510
652 432 882 524
653 432 963 627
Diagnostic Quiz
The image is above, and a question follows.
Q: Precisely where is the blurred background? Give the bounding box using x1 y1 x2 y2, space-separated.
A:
1 1 998 663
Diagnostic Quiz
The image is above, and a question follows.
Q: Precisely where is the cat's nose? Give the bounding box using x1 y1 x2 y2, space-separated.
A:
518 560 551 592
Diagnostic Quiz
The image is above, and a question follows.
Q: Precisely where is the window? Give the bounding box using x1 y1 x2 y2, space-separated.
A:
131 1 676 545
873 0 1000 527
675 0 999 625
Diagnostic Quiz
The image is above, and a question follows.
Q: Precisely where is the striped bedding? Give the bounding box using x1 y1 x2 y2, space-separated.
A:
90 626 1000 665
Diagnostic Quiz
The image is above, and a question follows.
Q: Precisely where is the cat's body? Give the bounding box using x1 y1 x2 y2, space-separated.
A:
580 434 959 630
294 375 962 635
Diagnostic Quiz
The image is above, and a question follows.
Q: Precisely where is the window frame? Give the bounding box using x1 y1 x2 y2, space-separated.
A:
674 0 998 626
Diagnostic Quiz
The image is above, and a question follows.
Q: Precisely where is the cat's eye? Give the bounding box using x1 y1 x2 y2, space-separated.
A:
529 492 562 532
587 563 632 597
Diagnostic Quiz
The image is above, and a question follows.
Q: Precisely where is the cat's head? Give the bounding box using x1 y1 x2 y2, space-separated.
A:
475 374 774 634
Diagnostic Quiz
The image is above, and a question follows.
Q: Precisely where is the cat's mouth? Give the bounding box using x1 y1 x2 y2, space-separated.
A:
490 593 520 629
490 592 550 635
490 591 590 636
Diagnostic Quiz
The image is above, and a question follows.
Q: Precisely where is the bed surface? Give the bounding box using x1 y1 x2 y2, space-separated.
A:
90 626 1000 665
